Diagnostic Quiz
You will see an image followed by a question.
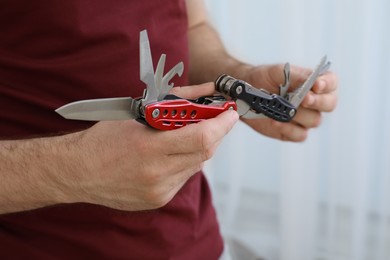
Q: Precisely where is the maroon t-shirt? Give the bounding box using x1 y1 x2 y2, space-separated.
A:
0 0 224 259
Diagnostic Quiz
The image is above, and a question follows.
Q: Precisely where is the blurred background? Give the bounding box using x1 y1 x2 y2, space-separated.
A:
203 0 390 260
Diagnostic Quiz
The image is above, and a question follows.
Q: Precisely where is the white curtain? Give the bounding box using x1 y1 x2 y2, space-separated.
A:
204 0 390 260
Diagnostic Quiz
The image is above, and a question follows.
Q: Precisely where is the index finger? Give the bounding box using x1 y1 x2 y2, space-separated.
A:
169 82 217 99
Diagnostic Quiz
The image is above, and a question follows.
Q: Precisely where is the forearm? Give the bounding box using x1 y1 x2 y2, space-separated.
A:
188 21 253 84
0 133 83 214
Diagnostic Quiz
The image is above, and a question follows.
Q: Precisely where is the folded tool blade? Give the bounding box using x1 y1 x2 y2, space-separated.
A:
288 56 331 107
55 30 186 128
55 97 139 121
140 30 159 106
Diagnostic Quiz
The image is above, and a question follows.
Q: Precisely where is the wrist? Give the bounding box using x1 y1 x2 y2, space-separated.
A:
0 130 91 214
45 130 92 205
23 131 87 207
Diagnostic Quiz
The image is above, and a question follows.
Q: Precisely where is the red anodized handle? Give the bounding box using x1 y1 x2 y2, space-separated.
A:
144 99 237 130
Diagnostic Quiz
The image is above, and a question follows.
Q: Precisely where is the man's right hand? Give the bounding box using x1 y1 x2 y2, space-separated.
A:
59 83 238 211
0 83 238 214
67 108 238 211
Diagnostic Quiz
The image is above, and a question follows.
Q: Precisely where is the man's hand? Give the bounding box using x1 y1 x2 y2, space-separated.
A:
238 64 338 142
185 0 337 142
70 84 238 211
0 83 238 214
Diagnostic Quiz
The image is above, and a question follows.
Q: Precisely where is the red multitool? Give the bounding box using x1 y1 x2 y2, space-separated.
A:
56 30 236 130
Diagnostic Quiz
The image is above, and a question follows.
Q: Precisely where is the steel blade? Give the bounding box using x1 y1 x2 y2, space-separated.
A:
279 63 291 98
154 54 166 96
289 56 330 107
140 30 158 105
236 99 268 119
158 62 184 100
55 97 139 121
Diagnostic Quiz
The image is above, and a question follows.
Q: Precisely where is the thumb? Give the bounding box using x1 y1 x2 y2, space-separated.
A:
156 109 239 155
169 82 216 99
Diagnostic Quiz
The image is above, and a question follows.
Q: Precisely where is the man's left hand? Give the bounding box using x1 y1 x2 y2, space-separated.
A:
238 64 338 142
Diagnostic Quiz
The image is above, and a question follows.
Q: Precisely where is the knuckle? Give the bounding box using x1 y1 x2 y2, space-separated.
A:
310 112 322 128
286 132 307 143
271 120 284 129
280 125 308 143
188 164 203 176
273 63 285 73
144 187 170 208
202 148 214 161
313 114 322 127
169 86 183 96
298 132 309 142
328 96 338 112
296 129 309 142
139 164 164 187
196 163 204 172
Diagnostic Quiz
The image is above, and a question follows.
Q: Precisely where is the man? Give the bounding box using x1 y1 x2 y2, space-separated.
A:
0 0 337 259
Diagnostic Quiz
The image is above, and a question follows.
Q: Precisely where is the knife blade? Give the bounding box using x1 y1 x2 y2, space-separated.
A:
55 97 139 121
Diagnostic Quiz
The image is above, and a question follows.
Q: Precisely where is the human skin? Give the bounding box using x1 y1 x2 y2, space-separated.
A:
186 0 338 142
0 0 337 215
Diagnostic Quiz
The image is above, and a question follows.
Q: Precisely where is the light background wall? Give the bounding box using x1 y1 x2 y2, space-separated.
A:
203 0 390 260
